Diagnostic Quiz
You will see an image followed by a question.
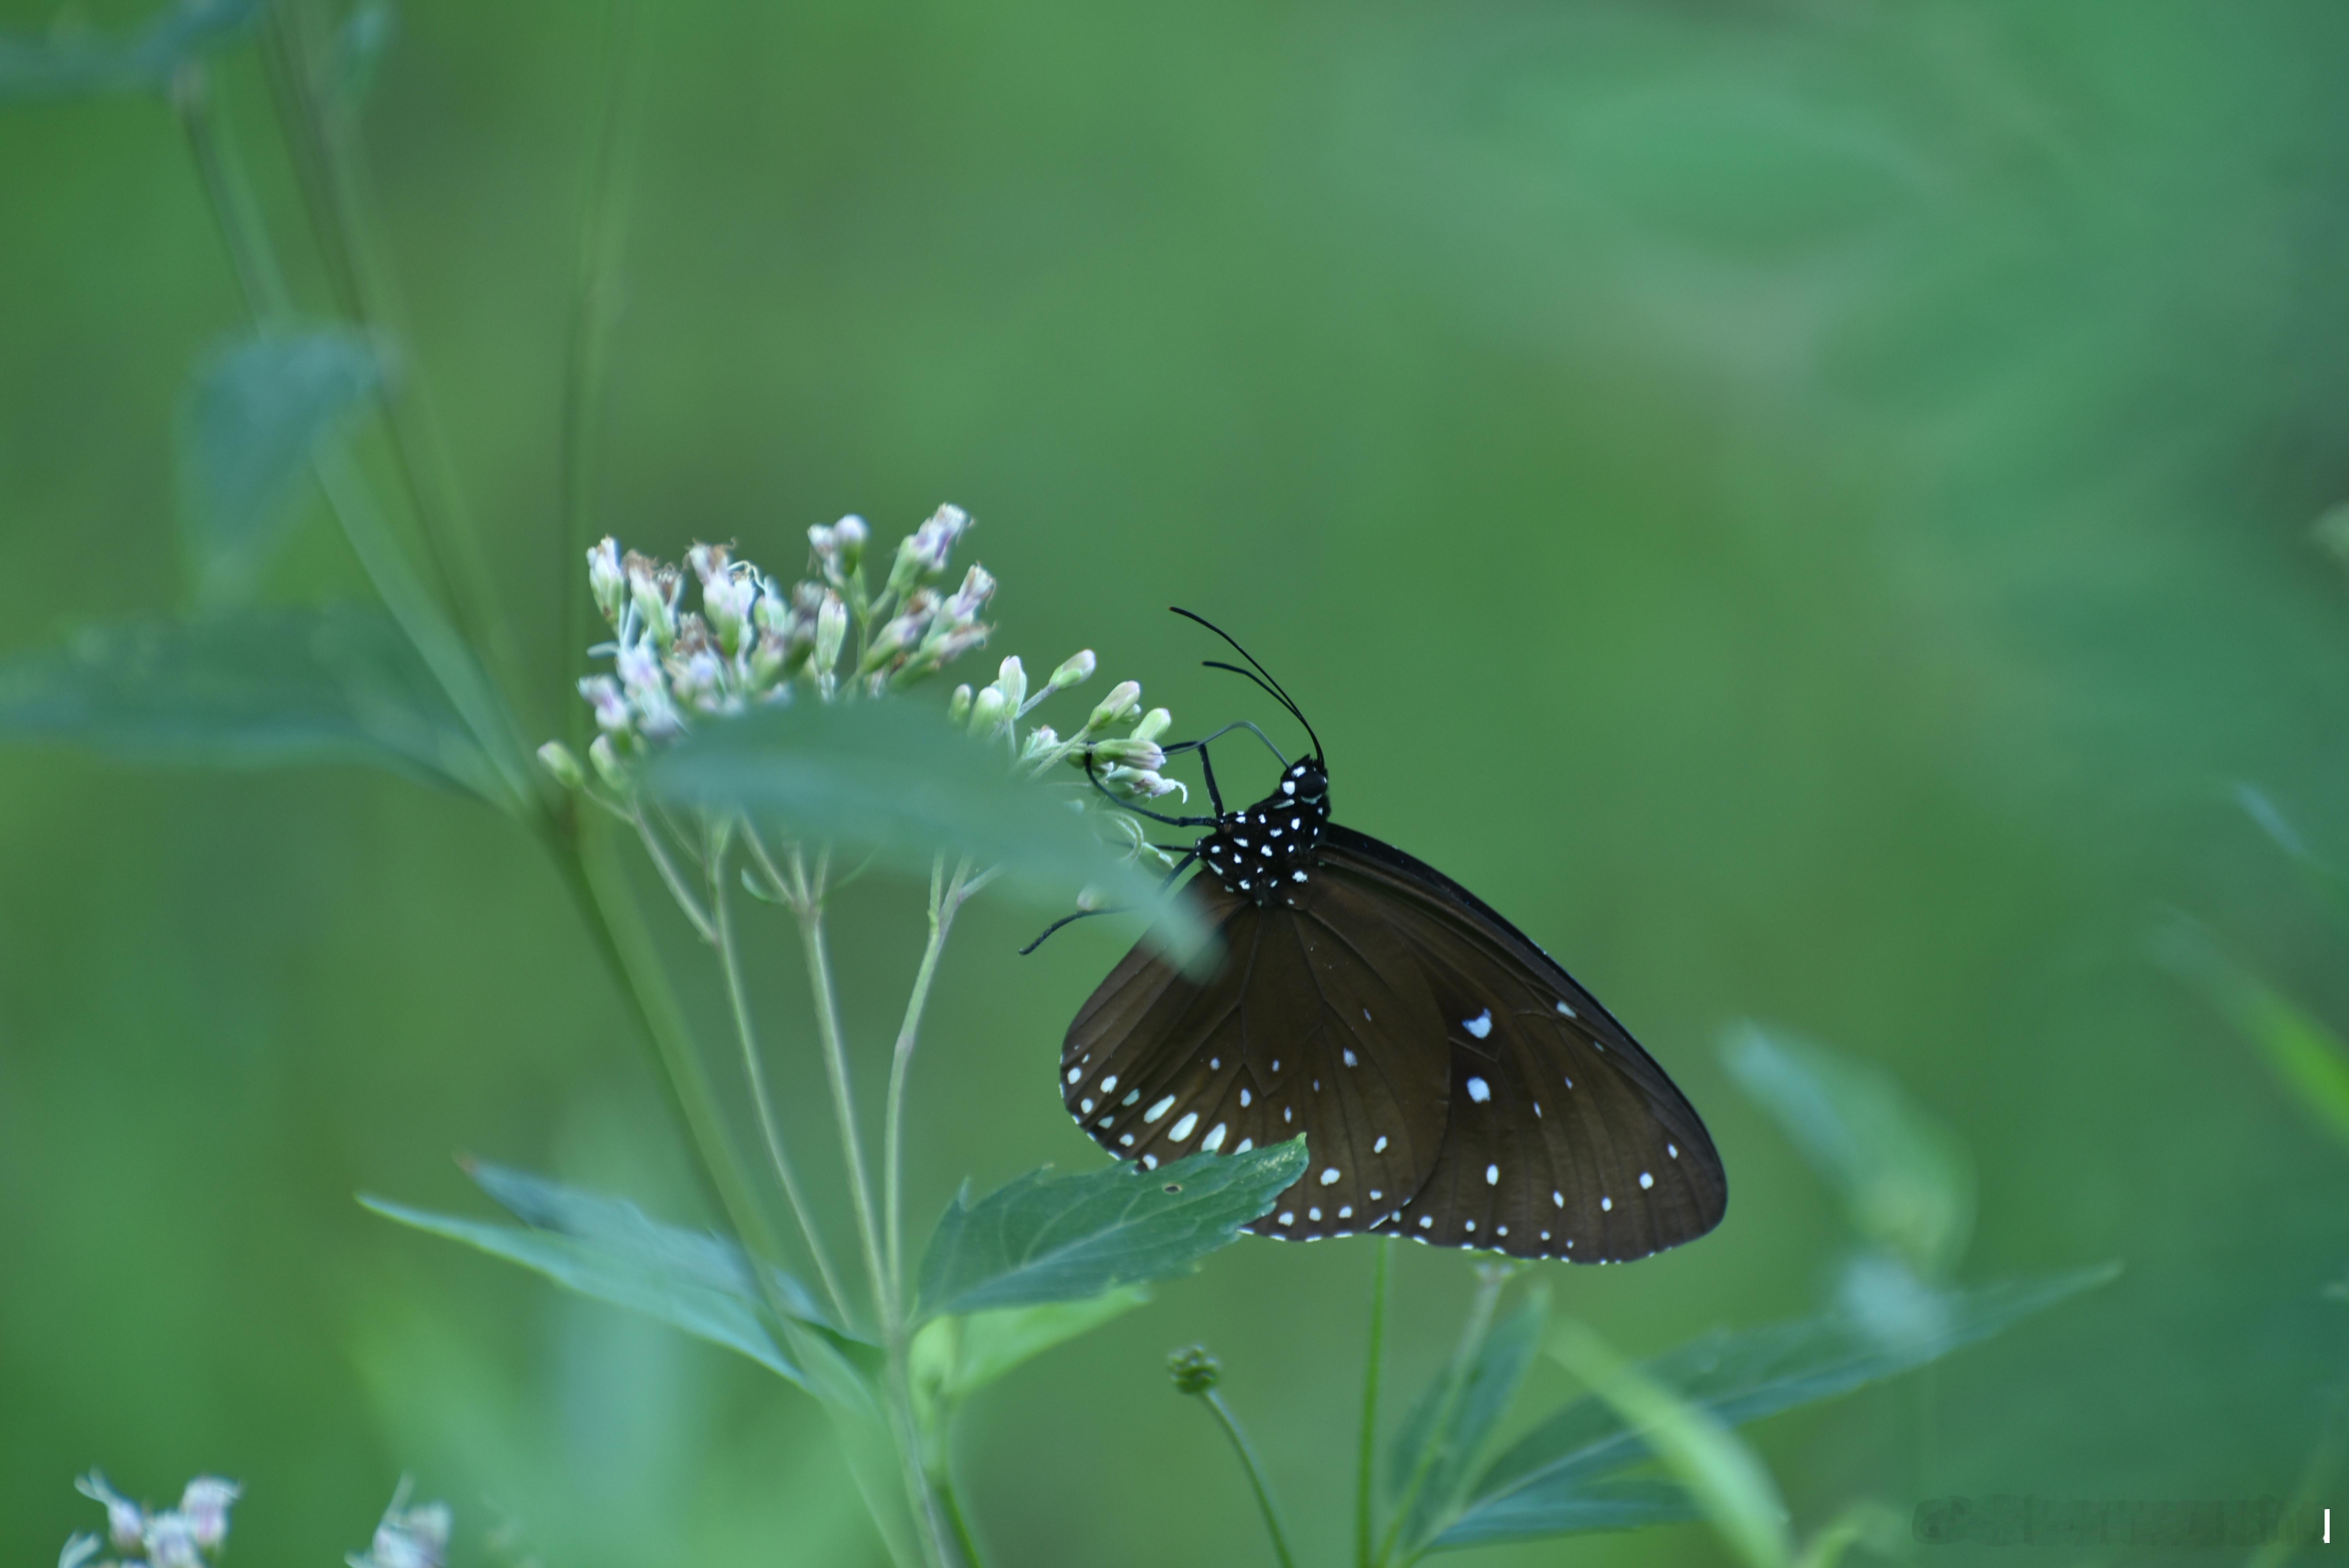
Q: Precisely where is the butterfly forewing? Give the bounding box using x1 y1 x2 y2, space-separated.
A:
1062 873 1450 1237
1321 827 1726 1261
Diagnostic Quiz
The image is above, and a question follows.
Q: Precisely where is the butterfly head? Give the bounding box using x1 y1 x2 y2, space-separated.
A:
1197 757 1331 907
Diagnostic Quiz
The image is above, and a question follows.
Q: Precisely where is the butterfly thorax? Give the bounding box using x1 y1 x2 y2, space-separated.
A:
1196 758 1330 907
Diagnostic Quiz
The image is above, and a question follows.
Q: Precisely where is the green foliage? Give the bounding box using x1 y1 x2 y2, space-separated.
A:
1387 1284 1549 1552
0 0 258 100
0 605 496 796
646 697 1207 942
2161 921 2349 1156
911 1289 1149 1409
178 330 383 606
1426 1266 2117 1551
1722 1023 1976 1276
915 1139 1307 1320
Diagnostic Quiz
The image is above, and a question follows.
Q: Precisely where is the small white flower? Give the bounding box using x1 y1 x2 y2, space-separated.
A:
585 538 625 624
74 1474 143 1552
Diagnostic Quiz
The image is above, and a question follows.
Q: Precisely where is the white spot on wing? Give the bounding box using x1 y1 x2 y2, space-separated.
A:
1066 1067 1081 1083
1466 1076 1491 1103
1240 1088 1252 1107
1320 1167 1341 1186
1081 1098 1094 1113
1464 1009 1493 1039
1201 1123 1227 1151
1639 1171 1654 1189
1343 1049 1357 1067
1233 1138 1253 1153
1100 1075 1117 1093
1555 1000 1576 1017
1144 1094 1175 1123
1373 1135 1388 1153
1169 1112 1199 1141
1601 1196 1613 1212
1418 1216 1433 1229
1308 1207 1322 1221
1552 1190 1564 1208
1485 1163 1499 1186
1278 1212 1295 1226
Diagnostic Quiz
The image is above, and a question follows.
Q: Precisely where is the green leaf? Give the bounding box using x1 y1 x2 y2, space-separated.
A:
2232 784 2349 936
0 605 497 796
179 331 383 605
1390 1286 1550 1549
463 1160 850 1338
915 1139 1307 1321
360 1195 805 1388
1434 1266 2116 1551
331 0 396 106
770 1315 926 1568
1721 1023 1975 1275
912 1287 1150 1408
1548 1319 1792 1568
0 0 259 101
643 697 1208 947
2158 922 2349 1156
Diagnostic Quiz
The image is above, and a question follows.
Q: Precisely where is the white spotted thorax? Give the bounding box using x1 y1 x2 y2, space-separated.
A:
1195 759 1330 905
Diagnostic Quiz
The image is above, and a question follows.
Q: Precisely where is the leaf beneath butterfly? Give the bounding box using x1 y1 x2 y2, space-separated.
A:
180 330 384 605
1430 1265 2117 1550
360 1195 807 1388
0 604 498 798
911 1287 1151 1411
1389 1285 1550 1551
1720 1023 1975 1275
645 697 1208 950
914 1139 1307 1321
0 0 259 100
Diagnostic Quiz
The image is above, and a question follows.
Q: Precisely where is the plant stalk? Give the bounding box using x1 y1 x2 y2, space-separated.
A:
1356 1237 1392 1568
1201 1390 1299 1568
1375 1266 1510 1568
884 855 971 1305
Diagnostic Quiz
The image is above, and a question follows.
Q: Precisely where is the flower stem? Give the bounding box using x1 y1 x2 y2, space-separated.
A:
1199 1390 1299 1568
884 855 972 1305
1356 1237 1392 1568
711 830 853 1326
1374 1266 1509 1568
790 850 892 1322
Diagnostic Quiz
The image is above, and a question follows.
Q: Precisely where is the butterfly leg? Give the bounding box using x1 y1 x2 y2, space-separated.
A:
1017 847 1200 955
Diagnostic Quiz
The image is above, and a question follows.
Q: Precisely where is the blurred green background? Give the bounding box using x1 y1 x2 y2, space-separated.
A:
7 0 2349 1562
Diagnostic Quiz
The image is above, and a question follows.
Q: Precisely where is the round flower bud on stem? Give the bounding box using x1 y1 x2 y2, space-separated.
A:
1167 1345 1222 1395
1087 680 1142 733
588 735 627 790
995 656 1028 716
536 741 586 790
1130 707 1172 745
948 684 974 725
968 686 1008 735
814 590 849 677
1087 738 1166 770
586 538 625 624
1048 649 1096 692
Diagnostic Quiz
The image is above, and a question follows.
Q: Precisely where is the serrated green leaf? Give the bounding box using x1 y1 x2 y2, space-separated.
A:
915 1140 1306 1321
0 605 497 796
643 697 1208 950
463 1160 850 1338
1548 1319 1792 1568
0 0 259 101
1722 1023 1975 1275
912 1287 1149 1410
179 330 383 605
1435 1267 2116 1550
360 1195 804 1388
1390 1286 1549 1550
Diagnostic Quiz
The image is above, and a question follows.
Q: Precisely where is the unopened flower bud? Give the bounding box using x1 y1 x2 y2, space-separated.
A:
750 630 787 686
685 541 732 584
809 515 869 585
1020 725 1061 761
754 576 796 637
968 685 1008 734
536 741 586 789
1087 680 1142 732
1131 707 1172 744
586 538 625 624
1167 1345 1222 1395
624 552 679 646
1047 649 1096 692
579 675 631 733
948 684 973 724
996 656 1028 715
702 569 757 654
944 563 996 622
1088 738 1166 770
814 591 848 675
179 1477 239 1552
588 734 627 789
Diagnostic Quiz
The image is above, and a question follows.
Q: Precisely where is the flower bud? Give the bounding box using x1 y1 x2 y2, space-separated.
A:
586 538 625 624
536 741 586 789
1167 1345 1221 1395
624 552 679 647
809 515 868 586
754 575 797 637
1130 707 1172 744
750 629 788 686
943 563 995 622
948 684 973 724
145 1512 202 1568
588 734 627 789
76 1474 143 1551
579 675 631 734
1020 725 1061 762
1087 738 1166 770
1115 769 1185 800
1047 649 1096 692
702 568 757 655
996 656 1028 716
968 685 1008 734
1087 680 1142 732
814 590 849 675
685 540 732 585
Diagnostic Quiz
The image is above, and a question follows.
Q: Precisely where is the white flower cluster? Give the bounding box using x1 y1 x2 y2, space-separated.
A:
61 1474 236 1568
954 655 1187 807
346 1484 452 1568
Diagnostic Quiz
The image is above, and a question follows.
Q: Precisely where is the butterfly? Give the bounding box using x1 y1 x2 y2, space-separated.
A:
1039 610 1726 1263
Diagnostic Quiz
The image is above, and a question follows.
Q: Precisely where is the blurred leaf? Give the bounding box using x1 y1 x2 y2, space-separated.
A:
911 1287 1150 1408
914 1139 1307 1320
359 1195 806 1389
1722 1022 1975 1275
2158 922 2349 1155
1435 1266 2116 1550
464 1160 852 1338
1796 1501 1911 1568
179 330 383 605
0 0 258 100
2234 785 2349 934
1390 1286 1549 1550
331 0 396 106
2316 504 2349 576
0 604 497 796
770 1313 925 1568
644 698 1207 948
1548 1318 1793 1568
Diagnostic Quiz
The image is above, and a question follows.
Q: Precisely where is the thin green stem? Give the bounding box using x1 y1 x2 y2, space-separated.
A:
710 831 852 1326
1375 1267 1509 1568
791 849 891 1324
556 0 649 751
936 1466 993 1568
1356 1238 1392 1568
884 855 971 1306
175 65 292 321
1200 1390 1299 1568
630 801 716 944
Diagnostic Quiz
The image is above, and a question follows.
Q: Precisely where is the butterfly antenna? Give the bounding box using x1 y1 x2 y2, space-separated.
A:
1169 607 1324 759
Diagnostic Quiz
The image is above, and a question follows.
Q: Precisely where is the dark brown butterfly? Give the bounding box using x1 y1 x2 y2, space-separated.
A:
1042 611 1726 1263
